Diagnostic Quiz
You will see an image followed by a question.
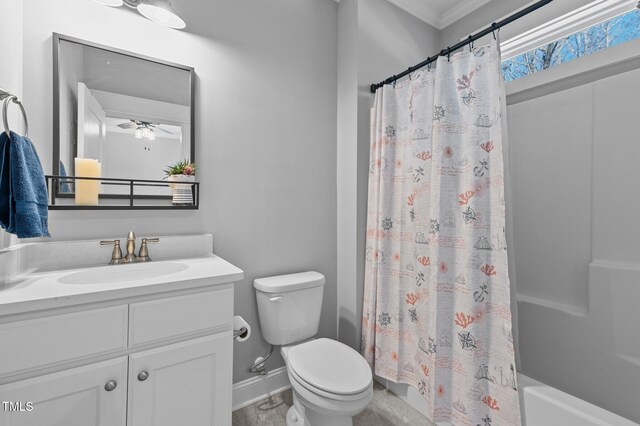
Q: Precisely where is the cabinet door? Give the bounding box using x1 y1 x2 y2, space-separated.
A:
127 333 232 426
0 357 127 426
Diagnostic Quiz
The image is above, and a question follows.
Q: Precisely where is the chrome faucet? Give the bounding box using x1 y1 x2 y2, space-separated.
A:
125 231 137 263
100 231 160 264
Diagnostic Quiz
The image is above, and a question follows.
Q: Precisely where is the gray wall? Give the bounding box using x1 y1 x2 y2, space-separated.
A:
16 0 338 383
0 0 22 251
336 0 439 349
439 0 531 47
336 0 359 346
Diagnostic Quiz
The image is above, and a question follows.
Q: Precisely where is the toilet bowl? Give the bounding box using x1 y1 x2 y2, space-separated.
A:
254 272 373 426
282 339 373 426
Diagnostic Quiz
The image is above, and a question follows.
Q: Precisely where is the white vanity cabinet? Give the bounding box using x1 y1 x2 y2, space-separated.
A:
0 285 234 426
0 357 128 426
128 333 232 426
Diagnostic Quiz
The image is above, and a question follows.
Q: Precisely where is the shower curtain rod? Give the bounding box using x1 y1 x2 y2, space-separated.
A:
370 0 554 93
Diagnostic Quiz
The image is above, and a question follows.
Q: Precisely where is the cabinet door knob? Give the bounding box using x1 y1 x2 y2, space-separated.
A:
138 371 149 381
104 380 117 391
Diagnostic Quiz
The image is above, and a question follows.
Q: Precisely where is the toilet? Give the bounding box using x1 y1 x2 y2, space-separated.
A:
254 271 373 426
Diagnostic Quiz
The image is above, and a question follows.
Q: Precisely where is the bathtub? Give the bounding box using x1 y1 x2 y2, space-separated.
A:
380 374 639 426
518 374 639 426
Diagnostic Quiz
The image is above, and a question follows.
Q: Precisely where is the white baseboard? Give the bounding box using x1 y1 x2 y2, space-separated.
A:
375 374 426 415
375 376 450 424
232 366 292 411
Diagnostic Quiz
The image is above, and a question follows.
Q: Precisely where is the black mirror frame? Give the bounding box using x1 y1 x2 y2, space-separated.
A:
52 33 195 201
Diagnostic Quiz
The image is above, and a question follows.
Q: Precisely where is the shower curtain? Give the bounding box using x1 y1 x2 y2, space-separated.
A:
362 41 521 426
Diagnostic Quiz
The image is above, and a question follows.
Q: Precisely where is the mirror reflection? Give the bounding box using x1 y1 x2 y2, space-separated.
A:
54 35 194 197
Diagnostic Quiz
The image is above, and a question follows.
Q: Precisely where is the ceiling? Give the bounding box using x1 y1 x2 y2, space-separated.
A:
385 0 495 29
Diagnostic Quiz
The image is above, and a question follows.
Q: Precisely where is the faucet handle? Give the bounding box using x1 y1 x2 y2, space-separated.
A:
138 238 159 262
100 240 124 265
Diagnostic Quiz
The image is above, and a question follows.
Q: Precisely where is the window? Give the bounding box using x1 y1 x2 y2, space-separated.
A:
502 7 640 82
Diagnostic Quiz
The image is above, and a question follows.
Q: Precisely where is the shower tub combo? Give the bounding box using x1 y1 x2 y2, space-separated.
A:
382 374 638 426
518 374 638 426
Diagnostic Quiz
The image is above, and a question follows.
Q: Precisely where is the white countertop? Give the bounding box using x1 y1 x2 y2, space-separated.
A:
0 235 244 316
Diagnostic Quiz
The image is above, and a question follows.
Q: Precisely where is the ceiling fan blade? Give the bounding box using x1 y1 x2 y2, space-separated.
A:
155 127 174 134
117 122 138 129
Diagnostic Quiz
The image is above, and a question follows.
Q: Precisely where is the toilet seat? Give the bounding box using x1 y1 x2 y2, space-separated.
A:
288 364 371 402
287 338 372 399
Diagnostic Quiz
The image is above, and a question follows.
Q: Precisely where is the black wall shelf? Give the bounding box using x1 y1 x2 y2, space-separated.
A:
46 175 200 210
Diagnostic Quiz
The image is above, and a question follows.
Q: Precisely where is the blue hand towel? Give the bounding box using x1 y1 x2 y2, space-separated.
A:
0 131 50 238
0 132 10 229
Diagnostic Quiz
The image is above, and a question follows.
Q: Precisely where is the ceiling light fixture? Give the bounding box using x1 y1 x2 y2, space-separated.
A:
119 120 169 141
90 0 185 29
90 0 124 6
137 0 186 29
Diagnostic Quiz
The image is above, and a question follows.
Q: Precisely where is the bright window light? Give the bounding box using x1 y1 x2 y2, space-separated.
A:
502 7 640 82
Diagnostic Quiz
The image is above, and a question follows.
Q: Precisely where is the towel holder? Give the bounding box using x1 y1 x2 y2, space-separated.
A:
0 87 28 137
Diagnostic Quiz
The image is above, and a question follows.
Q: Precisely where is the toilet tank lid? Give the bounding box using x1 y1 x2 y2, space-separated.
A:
253 271 325 293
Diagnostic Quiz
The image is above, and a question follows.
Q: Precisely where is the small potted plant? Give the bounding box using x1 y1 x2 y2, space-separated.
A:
164 159 197 205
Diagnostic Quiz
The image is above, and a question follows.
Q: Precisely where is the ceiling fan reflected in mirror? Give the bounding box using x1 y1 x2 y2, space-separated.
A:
117 119 173 142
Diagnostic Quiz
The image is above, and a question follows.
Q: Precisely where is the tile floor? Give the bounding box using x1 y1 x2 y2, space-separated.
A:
232 381 431 425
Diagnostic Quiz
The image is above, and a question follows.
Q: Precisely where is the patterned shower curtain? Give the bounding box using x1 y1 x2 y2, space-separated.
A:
362 41 521 426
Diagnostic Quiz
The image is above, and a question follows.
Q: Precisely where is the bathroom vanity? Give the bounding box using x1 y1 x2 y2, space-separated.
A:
0 234 243 426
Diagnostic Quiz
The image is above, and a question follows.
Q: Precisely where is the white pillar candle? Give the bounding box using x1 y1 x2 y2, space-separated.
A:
74 158 101 205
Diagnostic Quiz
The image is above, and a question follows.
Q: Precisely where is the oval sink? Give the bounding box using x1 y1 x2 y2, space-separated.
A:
58 262 189 285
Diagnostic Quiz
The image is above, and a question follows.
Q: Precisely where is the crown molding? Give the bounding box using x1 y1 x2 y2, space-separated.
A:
387 0 443 28
441 0 494 28
386 0 496 29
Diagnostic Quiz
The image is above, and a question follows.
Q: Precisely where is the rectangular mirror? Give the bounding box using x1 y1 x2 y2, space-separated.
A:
53 33 194 200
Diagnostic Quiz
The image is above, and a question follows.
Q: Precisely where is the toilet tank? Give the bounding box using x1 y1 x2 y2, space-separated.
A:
254 271 325 346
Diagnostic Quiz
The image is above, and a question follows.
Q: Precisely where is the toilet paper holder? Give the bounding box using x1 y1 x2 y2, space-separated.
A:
233 327 248 340
233 315 251 342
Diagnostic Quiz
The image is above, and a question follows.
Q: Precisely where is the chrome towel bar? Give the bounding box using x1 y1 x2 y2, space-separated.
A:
0 87 28 137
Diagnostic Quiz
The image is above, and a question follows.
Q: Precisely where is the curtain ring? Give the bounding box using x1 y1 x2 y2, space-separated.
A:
392 76 397 88
407 67 413 80
468 35 474 51
427 58 432 72
491 23 498 40
447 47 451 62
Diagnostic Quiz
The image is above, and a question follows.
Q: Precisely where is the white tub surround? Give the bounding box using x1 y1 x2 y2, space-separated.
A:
378 373 639 426
519 375 639 426
508 60 640 423
0 234 243 426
